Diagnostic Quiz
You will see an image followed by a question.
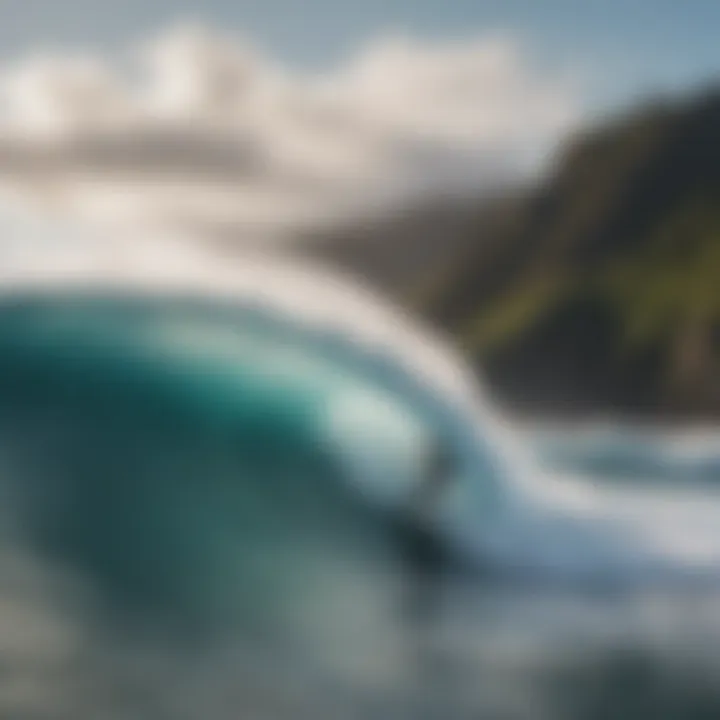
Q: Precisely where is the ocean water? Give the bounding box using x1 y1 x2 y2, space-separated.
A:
2 225 720 718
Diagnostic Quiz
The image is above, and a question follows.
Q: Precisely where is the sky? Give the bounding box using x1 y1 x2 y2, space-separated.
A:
0 0 718 110
0 0 716 245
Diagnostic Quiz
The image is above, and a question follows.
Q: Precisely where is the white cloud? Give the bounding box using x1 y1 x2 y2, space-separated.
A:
0 23 580 245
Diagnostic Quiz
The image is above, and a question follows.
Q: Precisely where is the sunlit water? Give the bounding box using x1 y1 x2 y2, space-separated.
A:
1 217 720 719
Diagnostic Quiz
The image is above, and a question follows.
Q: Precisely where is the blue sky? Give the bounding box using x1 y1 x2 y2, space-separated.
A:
0 0 718 112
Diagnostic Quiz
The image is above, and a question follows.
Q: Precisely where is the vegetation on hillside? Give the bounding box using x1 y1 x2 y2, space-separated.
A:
313 87 720 417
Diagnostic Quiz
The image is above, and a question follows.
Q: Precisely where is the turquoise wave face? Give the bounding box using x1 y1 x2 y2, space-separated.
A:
0 294 445 640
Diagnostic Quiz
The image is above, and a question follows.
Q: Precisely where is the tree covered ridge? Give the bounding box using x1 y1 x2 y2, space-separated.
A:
313 86 720 418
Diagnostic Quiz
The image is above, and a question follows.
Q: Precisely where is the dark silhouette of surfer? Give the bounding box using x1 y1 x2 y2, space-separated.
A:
396 440 455 577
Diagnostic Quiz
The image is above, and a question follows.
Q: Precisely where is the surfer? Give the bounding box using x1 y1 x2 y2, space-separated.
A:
396 439 455 577
392 438 457 627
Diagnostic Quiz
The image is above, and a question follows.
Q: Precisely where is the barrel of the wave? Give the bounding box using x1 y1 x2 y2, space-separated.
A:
0 222 531 684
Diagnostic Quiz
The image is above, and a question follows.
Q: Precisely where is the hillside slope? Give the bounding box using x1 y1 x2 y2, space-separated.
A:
311 87 720 418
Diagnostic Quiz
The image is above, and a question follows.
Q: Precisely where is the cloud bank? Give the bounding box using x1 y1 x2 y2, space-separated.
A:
0 24 579 245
